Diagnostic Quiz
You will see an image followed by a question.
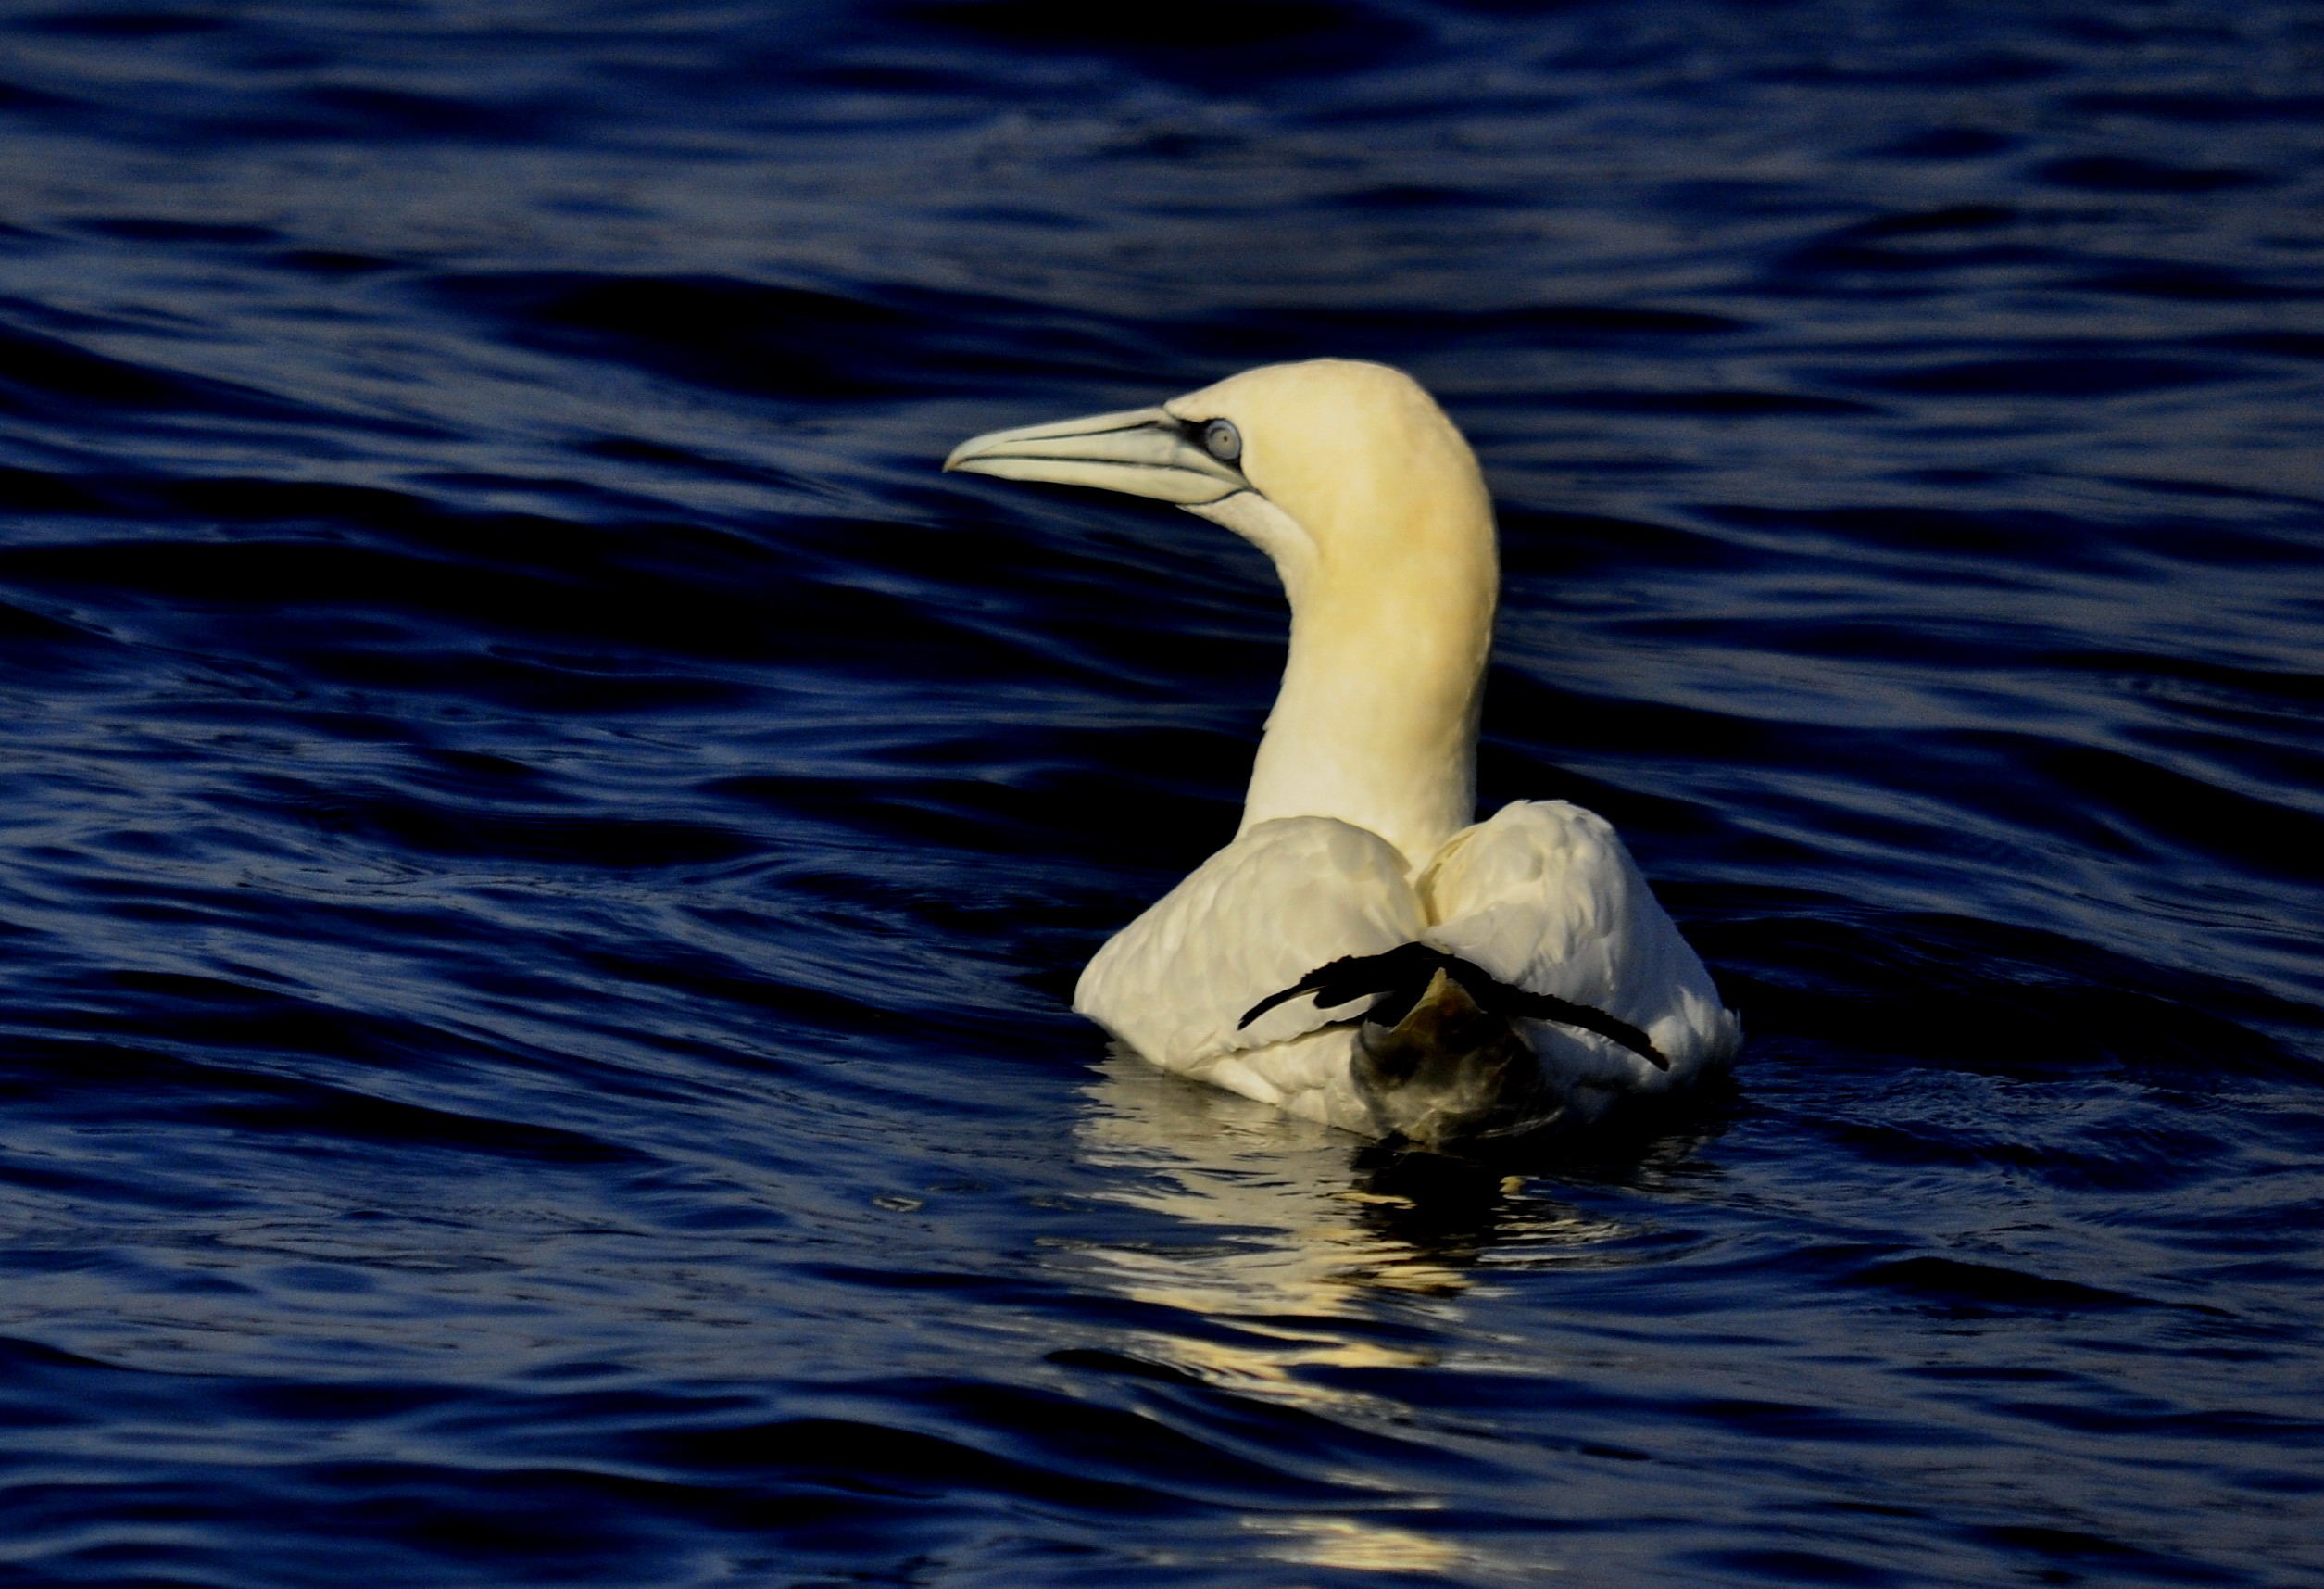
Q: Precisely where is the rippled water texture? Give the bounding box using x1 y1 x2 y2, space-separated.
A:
0 1 2320 1583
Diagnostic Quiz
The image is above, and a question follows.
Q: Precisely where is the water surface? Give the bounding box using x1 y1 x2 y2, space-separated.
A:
0 1 2320 1583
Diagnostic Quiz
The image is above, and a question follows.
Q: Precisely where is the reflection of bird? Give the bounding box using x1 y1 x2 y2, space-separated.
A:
948 359 1738 1146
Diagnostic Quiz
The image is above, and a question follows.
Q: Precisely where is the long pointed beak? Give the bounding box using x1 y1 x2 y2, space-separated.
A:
944 405 1247 506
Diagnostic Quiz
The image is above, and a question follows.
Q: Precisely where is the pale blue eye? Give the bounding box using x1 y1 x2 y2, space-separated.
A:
1203 419 1241 462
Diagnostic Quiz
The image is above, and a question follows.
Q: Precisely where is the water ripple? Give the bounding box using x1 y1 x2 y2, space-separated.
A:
0 0 2318 1583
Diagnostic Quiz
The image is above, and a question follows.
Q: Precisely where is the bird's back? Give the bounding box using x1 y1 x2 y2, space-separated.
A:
1075 802 1737 1143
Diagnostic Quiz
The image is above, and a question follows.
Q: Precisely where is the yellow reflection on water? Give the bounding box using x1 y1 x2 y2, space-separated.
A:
1053 1053 1686 1587
1058 1053 1634 1406
1243 1512 1481 1576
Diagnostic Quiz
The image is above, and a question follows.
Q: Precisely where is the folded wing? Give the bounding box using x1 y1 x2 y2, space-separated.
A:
1074 815 1426 1067
1417 801 1739 1078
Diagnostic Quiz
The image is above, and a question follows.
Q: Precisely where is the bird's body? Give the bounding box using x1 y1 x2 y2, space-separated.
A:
948 359 1738 1147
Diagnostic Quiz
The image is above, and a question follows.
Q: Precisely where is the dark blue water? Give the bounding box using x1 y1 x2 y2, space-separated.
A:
1 1 2319 1583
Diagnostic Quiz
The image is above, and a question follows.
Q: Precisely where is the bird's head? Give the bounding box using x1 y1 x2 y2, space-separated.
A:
945 359 1494 601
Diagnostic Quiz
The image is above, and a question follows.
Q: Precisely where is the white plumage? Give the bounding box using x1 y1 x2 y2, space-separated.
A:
948 359 1738 1144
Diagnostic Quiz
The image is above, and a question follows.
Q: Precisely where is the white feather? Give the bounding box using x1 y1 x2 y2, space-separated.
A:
1074 817 1417 1130
1075 802 1739 1131
1420 801 1740 1109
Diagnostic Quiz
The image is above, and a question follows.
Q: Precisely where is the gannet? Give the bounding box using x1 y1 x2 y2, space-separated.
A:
947 359 1739 1148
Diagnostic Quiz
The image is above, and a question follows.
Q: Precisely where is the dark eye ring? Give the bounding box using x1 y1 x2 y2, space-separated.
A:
1201 419 1241 462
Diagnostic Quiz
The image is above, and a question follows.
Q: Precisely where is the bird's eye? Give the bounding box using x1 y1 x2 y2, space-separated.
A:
1201 419 1241 462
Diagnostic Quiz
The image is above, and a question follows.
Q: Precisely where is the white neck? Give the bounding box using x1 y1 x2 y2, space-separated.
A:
1190 490 1497 866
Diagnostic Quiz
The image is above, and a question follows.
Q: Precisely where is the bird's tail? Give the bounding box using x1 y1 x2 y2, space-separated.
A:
1350 966 1561 1145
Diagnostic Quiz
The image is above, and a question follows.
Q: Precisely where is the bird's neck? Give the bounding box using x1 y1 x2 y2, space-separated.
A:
1238 543 1496 867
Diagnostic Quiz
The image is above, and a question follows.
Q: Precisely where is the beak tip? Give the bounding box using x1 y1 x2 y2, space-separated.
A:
941 439 993 474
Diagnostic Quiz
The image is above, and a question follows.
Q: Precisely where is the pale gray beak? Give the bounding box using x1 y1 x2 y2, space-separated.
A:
944 406 1247 506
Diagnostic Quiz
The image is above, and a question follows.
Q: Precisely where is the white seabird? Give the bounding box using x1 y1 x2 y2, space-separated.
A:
947 359 1739 1148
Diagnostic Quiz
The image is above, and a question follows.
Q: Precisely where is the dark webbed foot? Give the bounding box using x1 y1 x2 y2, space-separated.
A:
1239 943 1667 1070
